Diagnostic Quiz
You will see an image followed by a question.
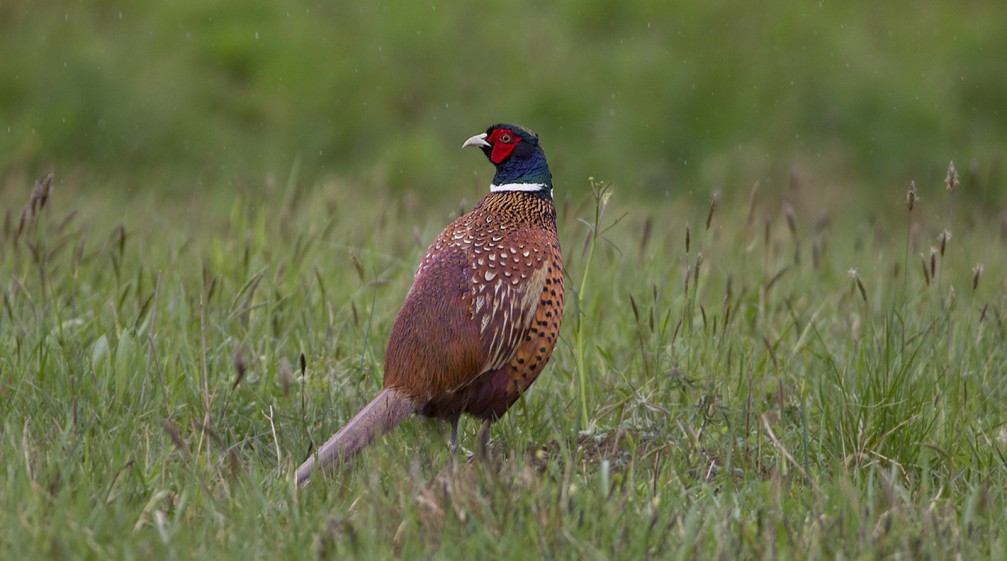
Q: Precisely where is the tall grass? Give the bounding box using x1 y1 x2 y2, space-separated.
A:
1 165 1004 558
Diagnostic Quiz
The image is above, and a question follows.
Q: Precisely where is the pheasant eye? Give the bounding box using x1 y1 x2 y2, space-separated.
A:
499 133 512 143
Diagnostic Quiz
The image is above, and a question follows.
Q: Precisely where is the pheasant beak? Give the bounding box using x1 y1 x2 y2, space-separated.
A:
462 132 490 149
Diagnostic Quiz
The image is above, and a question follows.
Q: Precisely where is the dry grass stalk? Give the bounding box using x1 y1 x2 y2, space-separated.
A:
906 180 918 211
972 263 983 292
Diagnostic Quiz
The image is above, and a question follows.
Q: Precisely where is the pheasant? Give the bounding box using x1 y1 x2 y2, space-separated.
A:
296 124 565 486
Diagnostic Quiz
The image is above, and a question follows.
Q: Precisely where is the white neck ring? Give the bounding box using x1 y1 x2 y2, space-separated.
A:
490 182 549 193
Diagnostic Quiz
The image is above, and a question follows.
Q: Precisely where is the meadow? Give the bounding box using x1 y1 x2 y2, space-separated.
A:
2 0 1007 558
2 160 1005 559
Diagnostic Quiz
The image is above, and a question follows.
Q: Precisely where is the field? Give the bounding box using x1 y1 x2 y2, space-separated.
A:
2 164 1005 559
2 1 1007 559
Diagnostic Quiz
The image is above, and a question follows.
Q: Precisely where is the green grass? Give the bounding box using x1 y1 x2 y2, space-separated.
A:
2 163 1005 559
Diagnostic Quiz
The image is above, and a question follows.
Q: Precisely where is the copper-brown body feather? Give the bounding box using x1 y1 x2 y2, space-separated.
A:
388 191 564 420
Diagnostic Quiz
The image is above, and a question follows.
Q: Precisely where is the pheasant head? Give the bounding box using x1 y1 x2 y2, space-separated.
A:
463 123 552 195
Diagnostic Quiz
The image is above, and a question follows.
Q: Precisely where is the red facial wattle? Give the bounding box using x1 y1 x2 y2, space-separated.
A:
487 128 520 164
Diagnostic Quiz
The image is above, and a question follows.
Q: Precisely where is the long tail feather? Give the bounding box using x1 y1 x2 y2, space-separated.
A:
295 388 415 486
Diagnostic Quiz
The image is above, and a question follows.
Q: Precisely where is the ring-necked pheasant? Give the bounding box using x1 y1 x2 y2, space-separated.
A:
296 124 565 486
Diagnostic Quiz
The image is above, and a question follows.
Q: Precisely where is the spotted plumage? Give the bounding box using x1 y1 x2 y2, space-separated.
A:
296 124 565 486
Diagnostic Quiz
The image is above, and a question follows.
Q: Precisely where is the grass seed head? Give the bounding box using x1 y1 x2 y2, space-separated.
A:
746 181 760 227
706 192 719 231
920 253 931 286
231 346 248 389
278 357 293 396
938 230 951 257
639 216 652 254
945 160 960 192
906 180 918 211
848 268 868 304
972 263 984 292
629 294 641 323
162 420 189 458
789 166 801 192
784 202 797 238
15 172 55 243
28 172 54 215
349 251 366 282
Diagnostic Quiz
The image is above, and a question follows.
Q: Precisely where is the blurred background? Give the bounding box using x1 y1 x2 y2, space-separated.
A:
1 0 1005 206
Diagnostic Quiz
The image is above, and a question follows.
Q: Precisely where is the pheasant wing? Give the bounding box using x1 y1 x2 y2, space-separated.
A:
467 246 549 376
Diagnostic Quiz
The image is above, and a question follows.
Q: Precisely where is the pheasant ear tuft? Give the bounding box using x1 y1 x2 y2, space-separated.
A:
510 124 538 141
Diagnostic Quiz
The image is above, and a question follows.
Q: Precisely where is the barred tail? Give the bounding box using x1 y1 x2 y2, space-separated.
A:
295 388 415 486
